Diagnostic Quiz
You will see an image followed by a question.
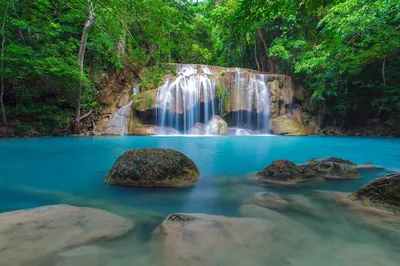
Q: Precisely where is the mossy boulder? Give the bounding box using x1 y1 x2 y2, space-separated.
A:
350 173 400 212
252 160 322 187
303 157 360 179
106 148 200 187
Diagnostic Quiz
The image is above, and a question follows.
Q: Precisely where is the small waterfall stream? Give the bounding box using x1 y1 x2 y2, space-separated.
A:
105 86 140 135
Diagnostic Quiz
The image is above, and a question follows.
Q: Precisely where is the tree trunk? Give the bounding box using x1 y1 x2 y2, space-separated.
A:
382 55 386 88
254 36 260 71
257 29 275 73
72 0 94 134
0 7 7 125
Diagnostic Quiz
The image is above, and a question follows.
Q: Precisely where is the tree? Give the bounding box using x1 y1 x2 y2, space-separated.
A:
0 5 7 125
72 0 95 134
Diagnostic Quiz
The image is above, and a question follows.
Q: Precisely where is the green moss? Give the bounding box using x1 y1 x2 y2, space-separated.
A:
148 95 154 107
134 94 144 108
216 83 230 115
141 64 177 90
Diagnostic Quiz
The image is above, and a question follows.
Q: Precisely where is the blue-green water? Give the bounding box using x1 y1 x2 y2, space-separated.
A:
1 136 400 266
0 135 398 214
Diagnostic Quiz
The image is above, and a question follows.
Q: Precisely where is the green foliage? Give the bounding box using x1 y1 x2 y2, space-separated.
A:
216 84 230 115
2 0 400 135
141 65 177 90
148 95 154 108
134 94 144 108
207 0 400 118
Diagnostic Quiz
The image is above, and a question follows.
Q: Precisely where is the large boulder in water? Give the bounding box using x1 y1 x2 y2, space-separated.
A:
351 173 400 212
252 160 322 187
0 205 134 266
152 213 275 266
106 148 200 187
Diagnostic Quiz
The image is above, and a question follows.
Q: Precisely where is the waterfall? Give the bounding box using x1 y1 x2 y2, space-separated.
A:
105 86 140 135
233 69 271 133
246 74 271 133
156 65 216 134
101 65 273 136
153 65 271 135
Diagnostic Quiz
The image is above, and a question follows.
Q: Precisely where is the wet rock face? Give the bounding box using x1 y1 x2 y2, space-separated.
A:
152 213 275 266
253 160 322 187
187 115 228 135
352 173 400 212
270 114 307 136
106 148 200 187
207 115 228 135
0 205 134 266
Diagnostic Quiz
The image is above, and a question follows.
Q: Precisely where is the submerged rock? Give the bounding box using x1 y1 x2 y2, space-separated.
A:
106 148 200 187
247 192 325 219
270 114 307 136
152 213 275 266
351 173 400 212
0 205 134 266
252 160 322 187
248 192 290 210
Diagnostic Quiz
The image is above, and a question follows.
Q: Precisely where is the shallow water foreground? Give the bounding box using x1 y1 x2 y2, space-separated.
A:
0 136 400 265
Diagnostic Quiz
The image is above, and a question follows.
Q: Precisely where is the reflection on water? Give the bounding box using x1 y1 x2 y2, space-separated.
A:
0 136 400 265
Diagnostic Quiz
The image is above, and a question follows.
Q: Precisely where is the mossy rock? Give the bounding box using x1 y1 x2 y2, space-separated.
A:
351 173 400 212
106 148 200 188
253 160 322 187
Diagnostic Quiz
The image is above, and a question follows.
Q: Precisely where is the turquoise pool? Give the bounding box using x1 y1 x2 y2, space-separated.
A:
1 136 399 265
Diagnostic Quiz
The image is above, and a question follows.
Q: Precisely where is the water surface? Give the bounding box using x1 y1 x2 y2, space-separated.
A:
0 136 399 265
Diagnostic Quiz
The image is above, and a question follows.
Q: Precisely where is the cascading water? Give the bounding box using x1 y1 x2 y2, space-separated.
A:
233 69 271 133
246 74 271 133
153 65 271 135
156 65 216 134
105 86 140 135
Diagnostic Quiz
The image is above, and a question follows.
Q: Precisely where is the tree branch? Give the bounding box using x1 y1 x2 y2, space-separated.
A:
79 110 93 120
1 7 8 125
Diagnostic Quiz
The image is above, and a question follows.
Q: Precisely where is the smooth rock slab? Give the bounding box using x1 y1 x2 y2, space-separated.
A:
152 213 275 266
0 205 134 266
